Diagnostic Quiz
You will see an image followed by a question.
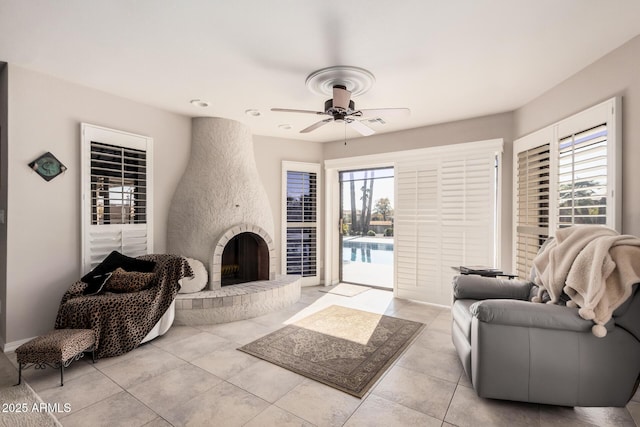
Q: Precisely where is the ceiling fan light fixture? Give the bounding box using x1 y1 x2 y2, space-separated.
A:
190 99 210 108
305 66 375 98
245 109 261 117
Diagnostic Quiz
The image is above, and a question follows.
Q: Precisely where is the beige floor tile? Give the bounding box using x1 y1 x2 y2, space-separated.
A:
58 390 156 427
141 417 173 427
540 404 636 427
275 379 362 426
345 394 442 427
627 401 640 427
227 360 305 403
390 303 444 325
426 313 453 334
396 344 463 383
344 394 442 427
633 386 640 403
127 363 223 414
97 345 187 389
160 331 232 361
372 365 456 420
162 381 269 427
190 343 259 379
243 404 314 427
38 370 122 418
249 302 310 327
93 342 157 369
458 369 473 388
149 325 203 350
20 357 99 393
196 319 279 345
413 328 456 354
444 384 540 427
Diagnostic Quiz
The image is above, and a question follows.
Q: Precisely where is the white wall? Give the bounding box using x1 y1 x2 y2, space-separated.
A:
253 135 324 278
4 65 191 345
515 34 640 237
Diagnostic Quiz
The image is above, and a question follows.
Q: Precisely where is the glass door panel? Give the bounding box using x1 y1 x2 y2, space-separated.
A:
339 167 394 289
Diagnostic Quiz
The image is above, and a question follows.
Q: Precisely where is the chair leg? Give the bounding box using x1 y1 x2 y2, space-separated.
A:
60 364 64 386
16 362 22 386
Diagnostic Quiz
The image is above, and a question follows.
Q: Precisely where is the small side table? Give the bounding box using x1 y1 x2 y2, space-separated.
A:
451 266 518 279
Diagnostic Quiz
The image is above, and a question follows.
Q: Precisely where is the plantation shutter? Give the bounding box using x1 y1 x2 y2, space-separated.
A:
513 97 620 278
395 140 502 305
282 161 320 285
81 124 153 273
514 141 551 278
557 125 608 227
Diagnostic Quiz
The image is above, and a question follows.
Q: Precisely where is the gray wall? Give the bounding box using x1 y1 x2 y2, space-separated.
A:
253 135 324 278
514 34 640 237
0 62 7 346
4 65 191 345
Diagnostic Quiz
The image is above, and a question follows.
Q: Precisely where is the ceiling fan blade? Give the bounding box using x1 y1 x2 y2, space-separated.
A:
271 108 327 115
357 108 411 118
347 120 375 136
300 118 333 133
332 86 352 110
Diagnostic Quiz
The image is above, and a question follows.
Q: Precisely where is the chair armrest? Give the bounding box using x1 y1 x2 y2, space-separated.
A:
470 299 614 333
452 275 532 301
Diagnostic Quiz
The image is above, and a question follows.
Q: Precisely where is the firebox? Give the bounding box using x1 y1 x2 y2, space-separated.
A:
220 232 269 286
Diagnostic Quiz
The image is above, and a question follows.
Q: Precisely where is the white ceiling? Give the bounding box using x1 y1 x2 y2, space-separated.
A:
2 0 640 143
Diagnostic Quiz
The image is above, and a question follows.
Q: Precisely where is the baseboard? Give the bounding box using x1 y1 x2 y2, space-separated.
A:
3 335 38 353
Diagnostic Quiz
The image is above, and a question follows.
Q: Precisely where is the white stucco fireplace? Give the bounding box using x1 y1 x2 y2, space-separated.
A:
167 117 300 325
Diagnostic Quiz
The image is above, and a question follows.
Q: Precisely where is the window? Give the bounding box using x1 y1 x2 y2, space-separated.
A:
282 161 320 285
81 124 153 273
513 97 620 278
90 142 147 225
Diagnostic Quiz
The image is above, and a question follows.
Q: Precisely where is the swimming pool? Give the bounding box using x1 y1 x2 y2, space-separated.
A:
342 239 394 265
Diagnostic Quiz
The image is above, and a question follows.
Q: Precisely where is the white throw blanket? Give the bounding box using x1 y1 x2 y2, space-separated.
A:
532 225 640 337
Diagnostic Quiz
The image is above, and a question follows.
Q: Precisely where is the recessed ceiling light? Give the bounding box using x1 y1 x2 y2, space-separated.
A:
190 99 210 108
278 124 292 130
245 109 261 117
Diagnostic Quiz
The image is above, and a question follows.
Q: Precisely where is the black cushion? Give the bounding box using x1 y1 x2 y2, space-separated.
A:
81 251 156 295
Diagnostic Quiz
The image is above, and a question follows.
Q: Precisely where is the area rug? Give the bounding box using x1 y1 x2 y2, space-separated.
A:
318 283 371 297
0 353 61 427
238 305 424 397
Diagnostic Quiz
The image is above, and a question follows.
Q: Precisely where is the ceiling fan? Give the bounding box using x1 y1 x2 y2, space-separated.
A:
271 84 410 136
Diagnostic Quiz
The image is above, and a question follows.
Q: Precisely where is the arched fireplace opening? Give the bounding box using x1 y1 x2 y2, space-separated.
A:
221 232 269 286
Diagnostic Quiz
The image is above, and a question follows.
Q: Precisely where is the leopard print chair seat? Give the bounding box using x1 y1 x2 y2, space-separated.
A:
15 329 96 386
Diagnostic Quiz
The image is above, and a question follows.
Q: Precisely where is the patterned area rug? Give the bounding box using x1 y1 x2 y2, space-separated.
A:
318 283 371 297
0 353 61 427
238 305 424 397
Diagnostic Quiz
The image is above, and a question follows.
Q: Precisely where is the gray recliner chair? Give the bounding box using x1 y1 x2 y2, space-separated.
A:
451 275 640 407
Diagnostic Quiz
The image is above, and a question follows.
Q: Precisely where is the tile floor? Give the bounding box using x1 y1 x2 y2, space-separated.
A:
3 285 640 427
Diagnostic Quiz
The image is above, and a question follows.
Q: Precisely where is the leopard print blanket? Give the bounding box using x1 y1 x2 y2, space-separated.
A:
55 254 193 359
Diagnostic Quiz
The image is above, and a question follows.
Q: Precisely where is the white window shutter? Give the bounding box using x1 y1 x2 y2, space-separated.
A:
282 161 321 286
513 97 620 278
395 140 502 305
514 139 551 278
81 124 153 274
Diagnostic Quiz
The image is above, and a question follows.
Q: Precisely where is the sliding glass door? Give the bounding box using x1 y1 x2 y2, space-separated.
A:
339 167 394 289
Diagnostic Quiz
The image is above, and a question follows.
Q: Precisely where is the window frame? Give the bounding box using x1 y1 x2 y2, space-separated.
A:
81 123 154 274
281 161 321 286
512 97 621 277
